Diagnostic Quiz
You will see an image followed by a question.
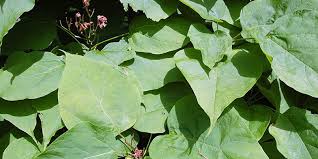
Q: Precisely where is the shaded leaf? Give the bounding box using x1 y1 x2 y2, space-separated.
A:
134 82 192 133
188 24 232 68
269 107 318 159
0 0 35 46
174 48 263 130
149 96 271 159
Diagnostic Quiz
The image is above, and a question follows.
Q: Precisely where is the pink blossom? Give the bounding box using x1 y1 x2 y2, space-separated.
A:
79 22 93 32
75 12 81 18
83 0 90 8
97 15 107 29
132 148 143 159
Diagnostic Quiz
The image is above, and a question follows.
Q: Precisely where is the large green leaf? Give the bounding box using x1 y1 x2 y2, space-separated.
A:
0 99 37 141
240 0 318 97
0 51 64 101
187 24 232 68
32 92 63 148
174 48 263 130
179 0 229 22
3 137 40 159
269 107 318 159
128 16 191 54
1 19 56 54
149 96 271 159
134 82 192 133
0 126 28 158
85 39 135 66
127 53 184 91
0 0 35 46
35 122 134 159
120 0 178 21
59 54 142 134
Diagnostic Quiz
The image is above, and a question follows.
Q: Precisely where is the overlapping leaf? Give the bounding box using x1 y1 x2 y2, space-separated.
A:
149 96 271 159
134 82 192 133
127 53 184 91
128 16 191 54
240 0 318 97
59 54 142 134
0 0 35 46
174 48 263 130
85 39 135 66
0 51 64 101
269 107 318 159
120 0 178 21
187 24 232 68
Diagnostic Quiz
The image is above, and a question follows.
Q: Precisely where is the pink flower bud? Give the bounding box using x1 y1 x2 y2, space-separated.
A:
97 15 107 29
75 12 81 18
83 0 90 8
132 148 143 159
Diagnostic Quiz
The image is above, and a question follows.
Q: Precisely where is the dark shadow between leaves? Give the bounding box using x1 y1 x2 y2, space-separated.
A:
231 50 262 78
174 95 210 153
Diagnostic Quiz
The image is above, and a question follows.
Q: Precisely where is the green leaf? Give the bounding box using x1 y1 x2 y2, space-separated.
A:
0 51 64 101
128 16 191 54
127 53 184 91
85 39 135 65
0 99 37 141
240 0 318 97
1 19 57 54
0 0 35 46
3 137 40 159
0 128 26 158
134 82 192 133
174 48 263 130
119 0 178 21
187 24 232 68
59 54 142 134
179 0 228 22
269 107 318 159
32 92 63 148
35 122 133 159
149 96 271 159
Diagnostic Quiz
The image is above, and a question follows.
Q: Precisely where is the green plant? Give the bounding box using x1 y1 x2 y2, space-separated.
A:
0 0 317 159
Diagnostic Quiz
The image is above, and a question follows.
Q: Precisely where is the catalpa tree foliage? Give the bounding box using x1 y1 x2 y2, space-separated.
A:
0 0 317 159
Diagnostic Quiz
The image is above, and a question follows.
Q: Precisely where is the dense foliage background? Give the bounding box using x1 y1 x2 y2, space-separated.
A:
0 0 317 159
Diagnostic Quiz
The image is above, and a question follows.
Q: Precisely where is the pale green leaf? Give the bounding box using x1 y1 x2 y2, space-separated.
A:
0 51 64 101
119 0 178 21
3 137 40 159
128 16 191 54
59 54 142 134
269 107 318 159
188 24 232 68
149 96 271 159
134 82 192 133
240 1 318 97
0 0 35 46
127 53 184 91
174 48 263 130
85 39 135 65
35 122 133 159
179 0 228 22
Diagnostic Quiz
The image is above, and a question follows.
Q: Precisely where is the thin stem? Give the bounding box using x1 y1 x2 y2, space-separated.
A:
57 21 82 45
118 133 134 151
143 134 152 158
91 32 129 50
